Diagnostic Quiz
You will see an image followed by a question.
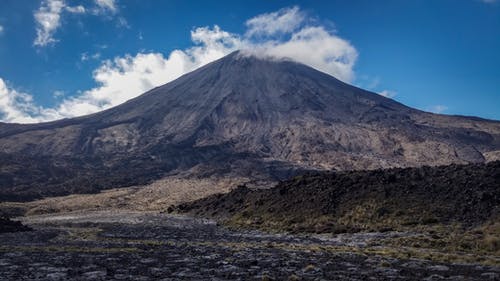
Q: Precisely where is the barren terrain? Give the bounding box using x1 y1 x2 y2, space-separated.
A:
1 211 498 280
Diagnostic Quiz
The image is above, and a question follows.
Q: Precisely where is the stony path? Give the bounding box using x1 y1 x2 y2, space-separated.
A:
0 211 498 280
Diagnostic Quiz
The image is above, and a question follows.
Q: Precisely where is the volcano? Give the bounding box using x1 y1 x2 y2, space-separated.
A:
1 51 499 201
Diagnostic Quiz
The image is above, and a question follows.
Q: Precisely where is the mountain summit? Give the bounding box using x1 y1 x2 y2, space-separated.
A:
1 51 499 200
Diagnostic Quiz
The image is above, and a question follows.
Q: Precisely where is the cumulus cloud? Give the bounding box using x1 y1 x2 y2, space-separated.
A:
1 25 241 122
379 90 397 98
33 0 65 46
4 6 359 123
256 26 357 82
47 26 240 119
0 25 4 34
0 78 43 123
245 6 304 37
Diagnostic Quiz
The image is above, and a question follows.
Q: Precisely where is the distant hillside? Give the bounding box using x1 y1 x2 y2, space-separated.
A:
179 161 500 233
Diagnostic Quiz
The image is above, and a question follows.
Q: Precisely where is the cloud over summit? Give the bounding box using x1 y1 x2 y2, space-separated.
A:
245 6 305 37
2 6 358 123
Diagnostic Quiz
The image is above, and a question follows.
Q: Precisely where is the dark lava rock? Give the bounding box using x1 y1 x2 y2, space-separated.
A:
0 216 32 233
182 161 500 231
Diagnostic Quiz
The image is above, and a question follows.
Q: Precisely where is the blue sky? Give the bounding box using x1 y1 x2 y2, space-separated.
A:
0 0 499 123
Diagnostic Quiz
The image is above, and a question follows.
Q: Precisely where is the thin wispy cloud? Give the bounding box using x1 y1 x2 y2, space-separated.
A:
81 52 101 61
366 77 380 90
33 0 65 46
66 5 86 14
428 105 449 114
33 0 121 47
94 0 117 13
116 17 129 28
379 90 397 98
52 90 65 98
3 6 358 123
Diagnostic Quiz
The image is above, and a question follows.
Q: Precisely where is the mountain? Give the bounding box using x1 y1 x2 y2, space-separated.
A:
1 51 499 201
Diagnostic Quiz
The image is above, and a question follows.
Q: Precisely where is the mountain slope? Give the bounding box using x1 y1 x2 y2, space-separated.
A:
1 51 499 200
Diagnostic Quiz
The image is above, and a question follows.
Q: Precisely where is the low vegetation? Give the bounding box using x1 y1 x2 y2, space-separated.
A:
178 161 500 262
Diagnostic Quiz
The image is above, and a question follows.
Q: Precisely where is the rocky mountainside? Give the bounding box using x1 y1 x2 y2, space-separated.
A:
1 51 499 200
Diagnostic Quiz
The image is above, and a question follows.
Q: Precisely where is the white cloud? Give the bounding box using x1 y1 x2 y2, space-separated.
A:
116 17 129 28
81 52 101 61
91 52 102 60
1 25 241 122
366 77 380 90
0 25 4 34
428 105 448 114
254 26 357 82
66 5 86 14
5 6 359 123
33 0 65 47
356 75 380 90
46 26 240 119
53 90 65 98
0 78 42 123
379 90 397 98
95 0 117 13
246 6 304 37
34 0 121 47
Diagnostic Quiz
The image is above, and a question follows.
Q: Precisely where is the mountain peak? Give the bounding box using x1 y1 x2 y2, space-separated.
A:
1 51 499 200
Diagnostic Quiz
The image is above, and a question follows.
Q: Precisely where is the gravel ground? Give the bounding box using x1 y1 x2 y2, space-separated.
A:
0 211 497 280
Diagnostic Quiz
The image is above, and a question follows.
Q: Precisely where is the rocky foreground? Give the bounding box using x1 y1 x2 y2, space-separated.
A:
0 211 498 281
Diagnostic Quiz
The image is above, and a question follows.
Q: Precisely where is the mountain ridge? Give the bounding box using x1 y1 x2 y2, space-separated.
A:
1 51 499 201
